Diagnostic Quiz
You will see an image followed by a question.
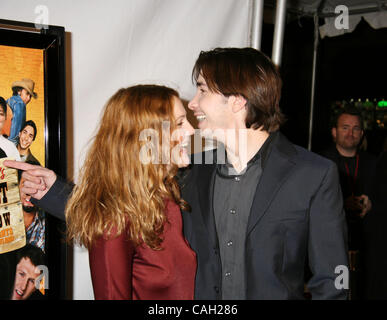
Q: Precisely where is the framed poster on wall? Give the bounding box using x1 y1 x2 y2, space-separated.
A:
0 19 66 300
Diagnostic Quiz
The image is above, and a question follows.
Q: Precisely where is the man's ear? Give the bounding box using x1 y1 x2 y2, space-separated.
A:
331 127 337 142
230 95 247 113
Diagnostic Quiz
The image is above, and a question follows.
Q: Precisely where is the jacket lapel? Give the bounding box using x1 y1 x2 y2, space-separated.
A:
196 157 218 247
246 133 297 236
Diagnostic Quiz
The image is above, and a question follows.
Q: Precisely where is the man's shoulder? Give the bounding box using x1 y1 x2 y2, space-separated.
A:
6 95 22 106
358 150 377 163
290 144 336 172
273 132 335 170
318 144 338 159
26 152 41 166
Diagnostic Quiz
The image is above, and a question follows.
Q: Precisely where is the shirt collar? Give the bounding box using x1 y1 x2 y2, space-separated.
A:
217 131 278 176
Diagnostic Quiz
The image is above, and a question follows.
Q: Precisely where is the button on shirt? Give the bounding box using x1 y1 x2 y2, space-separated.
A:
213 132 276 299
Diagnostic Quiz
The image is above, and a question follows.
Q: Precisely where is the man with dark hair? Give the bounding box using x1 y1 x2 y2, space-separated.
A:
320 107 376 299
16 120 40 166
6 79 37 142
321 108 376 247
181 47 348 299
11 244 45 300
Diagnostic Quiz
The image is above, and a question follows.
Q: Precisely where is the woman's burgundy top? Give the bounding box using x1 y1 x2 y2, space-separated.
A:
88 199 197 300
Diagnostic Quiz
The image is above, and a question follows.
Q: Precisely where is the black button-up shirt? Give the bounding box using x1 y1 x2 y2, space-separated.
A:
213 131 277 299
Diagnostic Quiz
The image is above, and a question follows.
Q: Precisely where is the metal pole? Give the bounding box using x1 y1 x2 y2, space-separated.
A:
250 0 264 50
308 14 319 151
271 0 287 66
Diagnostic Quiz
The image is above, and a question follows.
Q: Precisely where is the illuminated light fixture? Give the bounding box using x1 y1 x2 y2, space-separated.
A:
377 100 387 107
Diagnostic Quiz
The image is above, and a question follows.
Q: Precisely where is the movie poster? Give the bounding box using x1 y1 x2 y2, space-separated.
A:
0 45 47 300
0 158 25 254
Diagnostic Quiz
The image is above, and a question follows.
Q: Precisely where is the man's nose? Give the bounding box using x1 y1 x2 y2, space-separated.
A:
188 96 197 111
20 279 28 292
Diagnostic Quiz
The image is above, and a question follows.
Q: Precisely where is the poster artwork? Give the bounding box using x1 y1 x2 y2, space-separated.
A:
0 158 25 254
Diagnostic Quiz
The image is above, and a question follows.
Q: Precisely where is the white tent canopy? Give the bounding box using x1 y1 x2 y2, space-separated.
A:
265 0 387 16
262 0 387 38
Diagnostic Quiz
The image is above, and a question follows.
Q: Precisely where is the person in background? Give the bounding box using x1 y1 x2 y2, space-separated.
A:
320 108 376 248
16 120 40 165
5 79 37 143
10 244 45 300
320 107 377 299
0 97 20 160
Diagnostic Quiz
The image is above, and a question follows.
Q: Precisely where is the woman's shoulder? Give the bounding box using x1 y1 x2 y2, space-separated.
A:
164 198 181 215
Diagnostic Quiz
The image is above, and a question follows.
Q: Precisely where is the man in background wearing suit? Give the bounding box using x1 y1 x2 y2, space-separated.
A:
181 47 348 299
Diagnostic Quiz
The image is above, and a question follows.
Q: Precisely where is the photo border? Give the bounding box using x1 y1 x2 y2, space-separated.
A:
0 19 67 299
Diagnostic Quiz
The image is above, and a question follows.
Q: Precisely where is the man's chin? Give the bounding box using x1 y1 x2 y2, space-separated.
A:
340 142 358 151
343 145 358 152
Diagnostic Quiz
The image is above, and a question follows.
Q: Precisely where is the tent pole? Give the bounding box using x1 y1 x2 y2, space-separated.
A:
308 14 319 151
272 0 287 66
250 0 264 50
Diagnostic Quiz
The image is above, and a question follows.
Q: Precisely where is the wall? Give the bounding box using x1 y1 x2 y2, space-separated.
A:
0 0 251 299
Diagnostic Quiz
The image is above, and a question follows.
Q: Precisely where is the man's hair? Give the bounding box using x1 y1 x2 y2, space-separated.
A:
0 96 7 115
20 120 38 141
192 47 285 132
12 86 24 96
16 244 45 267
332 107 364 130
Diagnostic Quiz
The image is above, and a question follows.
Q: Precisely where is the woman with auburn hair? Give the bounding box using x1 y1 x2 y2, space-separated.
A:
5 85 196 300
